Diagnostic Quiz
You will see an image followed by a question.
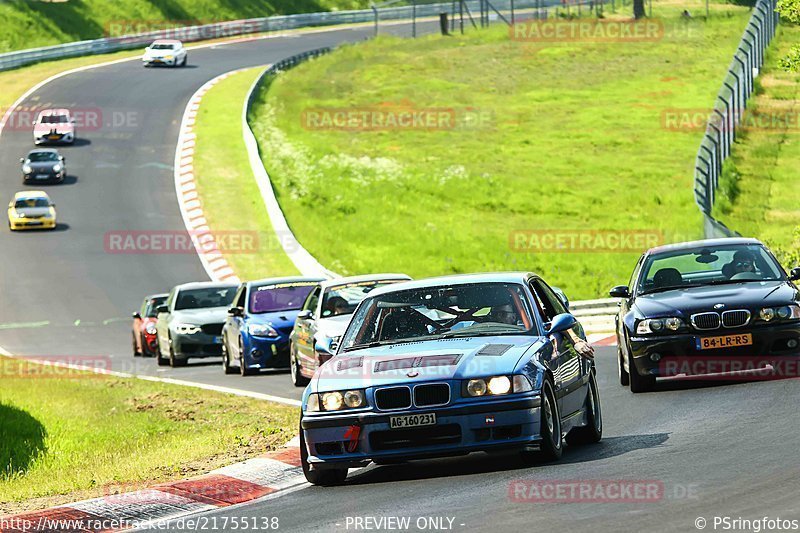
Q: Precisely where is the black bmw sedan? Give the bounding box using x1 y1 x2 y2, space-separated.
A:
610 238 800 392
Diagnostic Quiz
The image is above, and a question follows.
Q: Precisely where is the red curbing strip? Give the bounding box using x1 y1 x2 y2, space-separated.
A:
156 475 276 506
593 334 617 347
264 448 302 468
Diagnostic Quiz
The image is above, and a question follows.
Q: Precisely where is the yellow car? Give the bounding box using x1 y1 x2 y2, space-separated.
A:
8 191 57 231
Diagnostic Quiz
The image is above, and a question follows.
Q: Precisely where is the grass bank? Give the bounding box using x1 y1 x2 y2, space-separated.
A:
713 23 800 266
0 356 297 514
0 0 370 54
249 1 751 299
193 68 299 280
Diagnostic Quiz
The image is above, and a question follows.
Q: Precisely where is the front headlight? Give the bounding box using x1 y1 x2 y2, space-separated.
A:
464 375 529 397
165 55 174 59
175 323 201 335
308 389 367 412
22 164 32 174
145 323 157 335
15 211 25 218
248 323 278 337
759 305 800 321
636 317 684 334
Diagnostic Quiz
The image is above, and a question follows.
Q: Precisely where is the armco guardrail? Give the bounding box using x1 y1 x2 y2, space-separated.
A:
692 0 779 238
0 0 555 72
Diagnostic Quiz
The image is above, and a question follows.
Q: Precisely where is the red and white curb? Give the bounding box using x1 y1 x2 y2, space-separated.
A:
0 445 304 532
173 70 251 284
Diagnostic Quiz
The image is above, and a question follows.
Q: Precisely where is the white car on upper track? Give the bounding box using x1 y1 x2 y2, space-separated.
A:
142 40 188 67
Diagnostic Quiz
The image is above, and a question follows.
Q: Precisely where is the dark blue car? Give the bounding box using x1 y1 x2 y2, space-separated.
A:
222 276 325 376
299 272 602 486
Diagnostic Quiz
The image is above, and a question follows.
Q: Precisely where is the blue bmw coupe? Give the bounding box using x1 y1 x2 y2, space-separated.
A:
299 272 602 485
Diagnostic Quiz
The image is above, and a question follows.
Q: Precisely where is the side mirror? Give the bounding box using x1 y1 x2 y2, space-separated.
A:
552 287 570 310
8 202 13 208
228 306 243 317
297 309 313 320
59 156 65 161
156 304 169 314
314 337 333 356
790 267 800 281
50 203 56 207
609 285 630 298
132 312 141 319
545 313 577 335
19 158 24 164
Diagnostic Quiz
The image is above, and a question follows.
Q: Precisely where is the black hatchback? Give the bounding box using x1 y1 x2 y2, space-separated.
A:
610 238 800 392
21 149 66 184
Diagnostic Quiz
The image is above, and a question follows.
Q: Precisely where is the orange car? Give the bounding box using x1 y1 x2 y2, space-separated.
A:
132 293 168 357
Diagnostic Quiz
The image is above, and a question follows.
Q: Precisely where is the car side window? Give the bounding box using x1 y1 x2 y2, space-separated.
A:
165 289 176 311
629 256 644 293
530 279 567 321
139 299 148 317
304 287 321 316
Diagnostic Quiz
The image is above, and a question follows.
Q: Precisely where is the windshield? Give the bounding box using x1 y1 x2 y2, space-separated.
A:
175 287 236 310
151 43 176 50
638 244 785 294
39 114 68 124
27 152 59 162
144 296 167 318
320 279 406 318
249 282 317 314
15 198 49 208
340 282 534 351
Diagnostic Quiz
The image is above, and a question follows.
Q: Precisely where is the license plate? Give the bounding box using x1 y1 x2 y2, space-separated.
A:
213 336 222 344
48 135 61 140
26 222 42 226
35 174 49 180
696 333 753 350
390 413 436 429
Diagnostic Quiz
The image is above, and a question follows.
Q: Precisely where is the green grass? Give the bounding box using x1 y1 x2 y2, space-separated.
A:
248 1 752 299
0 356 298 513
713 23 800 266
0 0 370 54
193 68 300 280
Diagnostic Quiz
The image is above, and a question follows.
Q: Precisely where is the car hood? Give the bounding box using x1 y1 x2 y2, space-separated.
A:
26 161 59 171
248 310 300 331
315 315 352 340
633 280 798 317
13 207 52 217
170 307 229 324
312 335 545 392
145 49 175 58
34 123 73 134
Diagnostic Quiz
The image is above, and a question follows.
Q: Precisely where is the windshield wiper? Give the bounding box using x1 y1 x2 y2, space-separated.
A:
341 340 395 352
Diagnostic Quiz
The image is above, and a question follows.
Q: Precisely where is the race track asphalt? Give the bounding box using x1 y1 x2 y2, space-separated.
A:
0 23 437 402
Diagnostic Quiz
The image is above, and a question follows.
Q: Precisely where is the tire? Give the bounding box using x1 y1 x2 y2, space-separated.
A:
522 379 562 463
566 372 603 446
156 343 169 366
618 344 630 386
239 338 256 376
168 341 187 368
628 348 655 393
291 346 310 387
182 55 188 67
300 419 347 486
132 333 141 357
222 338 236 375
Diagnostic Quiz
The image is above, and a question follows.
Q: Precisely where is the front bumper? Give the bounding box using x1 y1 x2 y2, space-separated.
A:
172 332 223 359
142 333 159 356
34 132 73 144
629 322 800 377
302 396 542 469
23 171 64 183
9 217 56 230
143 57 177 66
242 336 291 370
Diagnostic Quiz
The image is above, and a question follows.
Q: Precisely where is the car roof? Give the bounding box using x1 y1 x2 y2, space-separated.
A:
145 293 169 300
173 281 238 291
647 237 763 256
366 272 535 298
14 190 50 200
37 108 69 116
246 276 326 288
320 273 411 291
152 39 181 45
28 148 59 155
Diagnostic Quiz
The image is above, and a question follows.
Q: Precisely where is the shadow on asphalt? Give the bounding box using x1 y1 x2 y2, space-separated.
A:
345 433 670 485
